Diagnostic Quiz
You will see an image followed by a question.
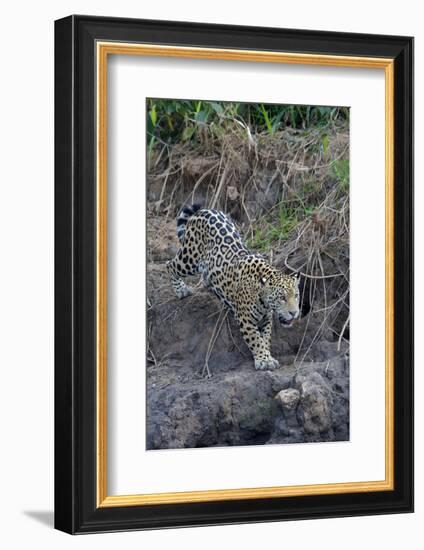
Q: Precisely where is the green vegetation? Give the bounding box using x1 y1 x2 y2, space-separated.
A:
147 98 349 146
247 204 313 252
331 158 350 192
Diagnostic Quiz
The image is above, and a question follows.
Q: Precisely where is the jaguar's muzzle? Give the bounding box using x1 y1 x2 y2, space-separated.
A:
278 311 299 326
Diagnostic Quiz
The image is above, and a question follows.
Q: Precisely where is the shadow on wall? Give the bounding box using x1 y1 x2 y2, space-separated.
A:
23 510 54 529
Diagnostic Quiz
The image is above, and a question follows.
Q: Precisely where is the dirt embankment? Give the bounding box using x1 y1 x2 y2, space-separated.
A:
146 213 349 450
146 123 350 450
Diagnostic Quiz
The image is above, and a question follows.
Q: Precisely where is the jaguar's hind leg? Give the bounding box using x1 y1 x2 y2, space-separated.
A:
166 248 197 299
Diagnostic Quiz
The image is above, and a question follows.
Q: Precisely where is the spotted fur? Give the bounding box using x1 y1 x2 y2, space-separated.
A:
167 206 300 371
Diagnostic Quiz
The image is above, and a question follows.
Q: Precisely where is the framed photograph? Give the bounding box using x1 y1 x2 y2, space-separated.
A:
54 15 413 534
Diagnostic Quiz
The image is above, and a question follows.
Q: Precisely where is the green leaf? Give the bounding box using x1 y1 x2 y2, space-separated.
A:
260 104 273 134
270 110 285 133
322 134 329 155
181 125 195 141
149 105 157 126
210 102 224 114
195 110 208 123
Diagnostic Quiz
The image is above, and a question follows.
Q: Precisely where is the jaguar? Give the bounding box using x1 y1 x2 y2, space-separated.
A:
166 204 300 371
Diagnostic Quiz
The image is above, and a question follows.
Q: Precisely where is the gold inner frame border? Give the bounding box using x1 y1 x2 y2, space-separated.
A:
96 42 394 508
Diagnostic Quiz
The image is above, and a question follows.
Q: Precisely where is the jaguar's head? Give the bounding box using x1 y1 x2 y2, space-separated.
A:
261 270 301 326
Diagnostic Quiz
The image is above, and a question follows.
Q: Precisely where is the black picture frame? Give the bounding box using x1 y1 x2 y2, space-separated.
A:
55 15 414 534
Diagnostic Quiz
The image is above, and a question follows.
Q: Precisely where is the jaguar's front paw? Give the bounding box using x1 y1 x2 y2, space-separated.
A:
175 284 193 299
254 355 280 371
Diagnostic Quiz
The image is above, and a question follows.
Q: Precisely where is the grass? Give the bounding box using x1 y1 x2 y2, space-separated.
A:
331 159 350 192
147 98 349 147
247 204 313 252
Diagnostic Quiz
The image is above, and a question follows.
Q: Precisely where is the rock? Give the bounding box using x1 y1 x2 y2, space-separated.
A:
297 372 332 434
147 358 349 449
147 369 287 449
146 261 350 449
275 388 300 411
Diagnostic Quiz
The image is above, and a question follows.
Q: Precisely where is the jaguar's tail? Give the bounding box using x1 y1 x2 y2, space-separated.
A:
176 204 202 243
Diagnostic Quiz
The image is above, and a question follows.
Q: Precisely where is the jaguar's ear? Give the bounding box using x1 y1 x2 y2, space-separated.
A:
260 276 267 286
294 271 301 281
